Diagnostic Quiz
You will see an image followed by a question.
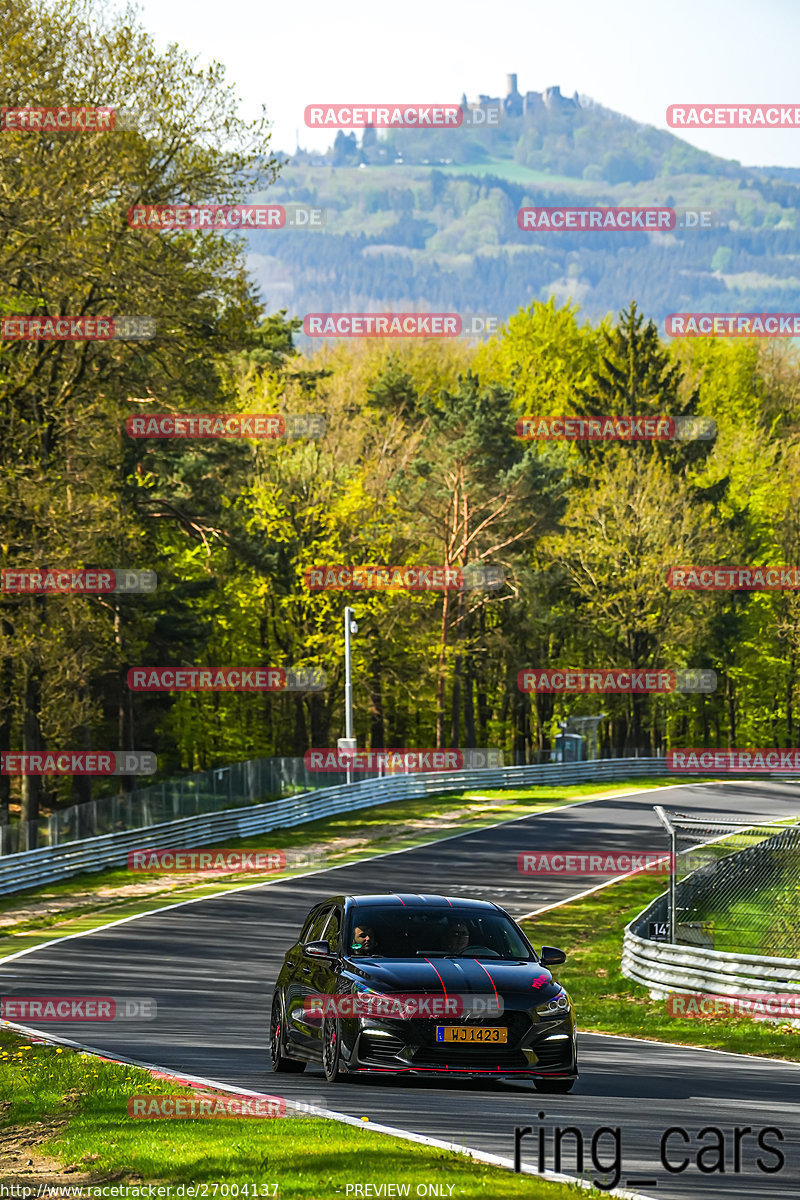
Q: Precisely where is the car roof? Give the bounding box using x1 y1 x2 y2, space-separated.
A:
344 893 501 911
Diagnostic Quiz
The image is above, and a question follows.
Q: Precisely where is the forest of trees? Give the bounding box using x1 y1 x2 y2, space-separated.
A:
3 0 800 833
254 166 800 329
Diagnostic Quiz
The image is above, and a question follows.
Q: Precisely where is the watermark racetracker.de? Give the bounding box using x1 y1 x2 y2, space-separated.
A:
304 748 504 772
1 316 155 340
518 850 718 876
668 748 800 772
667 993 800 1020
304 563 504 591
1 751 156 775
125 414 326 439
516 415 716 440
517 206 716 231
302 314 499 338
517 668 716 693
127 204 327 230
666 313 800 337
0 106 117 131
127 848 327 873
304 101 501 128
0 569 156 593
304 992 503 1018
127 667 326 691
0 995 157 1020
667 104 800 128
667 566 800 590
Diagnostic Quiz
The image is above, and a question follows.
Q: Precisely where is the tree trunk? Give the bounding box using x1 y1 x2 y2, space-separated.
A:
463 648 476 748
475 609 490 743
535 692 555 762
512 689 527 765
115 601 135 795
368 633 385 748
20 661 43 850
726 673 736 746
72 708 93 807
449 656 462 747
436 586 451 748
787 648 795 746
631 692 651 755
0 616 13 828
310 691 326 747
292 694 308 755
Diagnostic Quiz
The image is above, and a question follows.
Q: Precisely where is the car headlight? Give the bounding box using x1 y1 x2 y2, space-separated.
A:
536 988 570 1017
352 983 408 1018
352 983 387 1004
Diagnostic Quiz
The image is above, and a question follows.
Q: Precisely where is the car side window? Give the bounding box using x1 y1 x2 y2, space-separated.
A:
299 911 318 942
321 908 341 951
304 906 331 943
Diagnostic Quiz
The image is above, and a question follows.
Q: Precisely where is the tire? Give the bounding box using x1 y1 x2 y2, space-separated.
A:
321 1015 346 1082
533 1077 576 1093
269 992 305 1073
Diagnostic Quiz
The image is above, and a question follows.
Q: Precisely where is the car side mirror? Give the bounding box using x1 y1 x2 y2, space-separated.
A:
539 946 566 966
303 939 336 960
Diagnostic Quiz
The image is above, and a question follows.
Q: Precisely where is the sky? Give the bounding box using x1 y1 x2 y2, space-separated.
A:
130 0 800 167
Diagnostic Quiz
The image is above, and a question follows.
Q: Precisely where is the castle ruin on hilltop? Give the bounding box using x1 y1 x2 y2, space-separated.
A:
296 74 584 165
463 74 582 118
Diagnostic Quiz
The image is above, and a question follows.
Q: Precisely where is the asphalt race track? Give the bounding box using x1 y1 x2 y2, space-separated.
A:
3 779 800 1197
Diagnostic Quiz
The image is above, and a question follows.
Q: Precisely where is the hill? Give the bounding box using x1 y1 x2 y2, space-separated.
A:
247 77 800 333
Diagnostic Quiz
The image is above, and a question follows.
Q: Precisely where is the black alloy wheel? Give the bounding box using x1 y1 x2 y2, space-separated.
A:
269 992 306 1073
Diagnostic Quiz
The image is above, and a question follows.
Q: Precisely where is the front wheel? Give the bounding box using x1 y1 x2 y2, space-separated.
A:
269 993 305 1073
321 1015 346 1082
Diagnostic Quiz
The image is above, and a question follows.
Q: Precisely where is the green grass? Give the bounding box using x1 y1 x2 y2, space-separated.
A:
0 1030 599 1196
0 777 680 960
684 872 800 958
522 873 800 1060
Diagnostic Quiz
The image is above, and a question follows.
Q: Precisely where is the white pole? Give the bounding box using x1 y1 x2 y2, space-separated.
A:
654 804 676 943
344 606 354 742
343 606 357 786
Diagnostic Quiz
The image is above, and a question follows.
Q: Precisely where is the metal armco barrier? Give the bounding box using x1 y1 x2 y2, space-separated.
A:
622 922 800 996
0 757 666 897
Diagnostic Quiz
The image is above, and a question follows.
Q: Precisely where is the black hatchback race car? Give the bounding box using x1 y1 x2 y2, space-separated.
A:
269 893 577 1091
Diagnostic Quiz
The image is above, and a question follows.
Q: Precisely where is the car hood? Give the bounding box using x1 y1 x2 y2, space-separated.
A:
344 956 561 1000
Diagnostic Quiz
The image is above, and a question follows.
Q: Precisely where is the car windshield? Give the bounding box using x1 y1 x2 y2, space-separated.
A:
345 907 535 960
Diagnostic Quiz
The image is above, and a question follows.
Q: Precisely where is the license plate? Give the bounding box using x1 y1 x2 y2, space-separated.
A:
435 1026 508 1043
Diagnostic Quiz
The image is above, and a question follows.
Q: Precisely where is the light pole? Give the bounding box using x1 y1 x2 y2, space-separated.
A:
338 606 358 784
654 805 677 944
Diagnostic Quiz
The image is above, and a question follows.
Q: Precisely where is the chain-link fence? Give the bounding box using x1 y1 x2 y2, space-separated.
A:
654 806 800 957
0 756 382 856
2 742 666 857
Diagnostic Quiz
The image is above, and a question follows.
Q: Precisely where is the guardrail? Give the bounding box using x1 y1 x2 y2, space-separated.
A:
622 922 800 996
0 756 666 897
0 755 372 856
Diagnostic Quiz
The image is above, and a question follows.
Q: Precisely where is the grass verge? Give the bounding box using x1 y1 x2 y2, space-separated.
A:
0 1029 600 1197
